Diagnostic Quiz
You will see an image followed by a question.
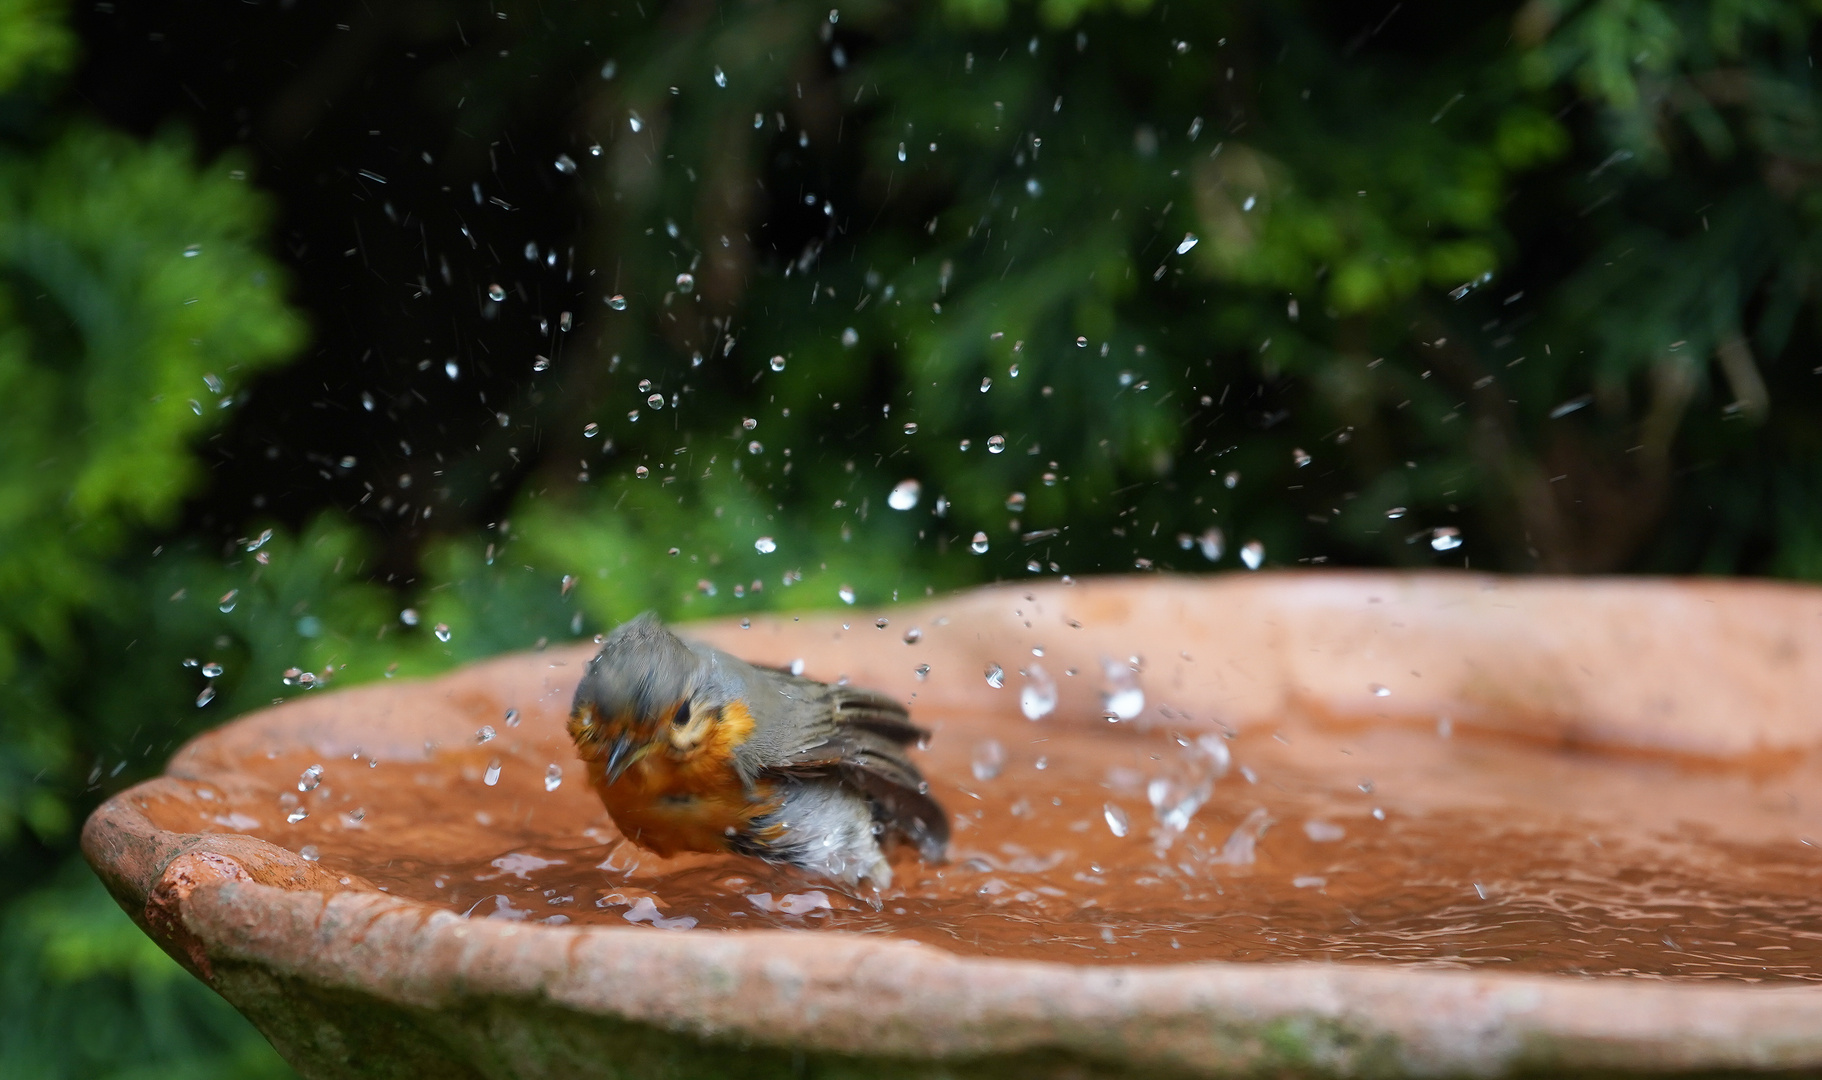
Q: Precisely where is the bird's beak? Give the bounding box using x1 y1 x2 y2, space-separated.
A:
604 734 640 782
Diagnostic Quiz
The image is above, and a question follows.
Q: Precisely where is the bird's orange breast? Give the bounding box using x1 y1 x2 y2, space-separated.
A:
582 700 781 857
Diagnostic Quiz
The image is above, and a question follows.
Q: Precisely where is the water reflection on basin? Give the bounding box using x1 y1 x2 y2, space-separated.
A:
140 627 1822 980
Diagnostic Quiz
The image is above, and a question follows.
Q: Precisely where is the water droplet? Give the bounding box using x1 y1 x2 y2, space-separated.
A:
545 764 564 791
874 618 889 630
897 142 906 162
582 422 599 438
647 393 664 409
635 465 650 479
1292 448 1311 467
754 536 777 554
769 354 786 371
742 417 758 431
902 421 919 435
299 844 320 861
675 272 695 294
217 589 238 613
183 243 201 257
1004 491 1026 512
1386 506 1407 520
638 379 653 392
1175 233 1200 255
400 607 420 626
971 739 1006 781
484 758 502 786
970 532 990 554
980 376 992 393
434 623 452 643
487 283 506 302
200 661 224 678
902 627 922 645
887 479 921 510
914 664 931 681
747 440 763 454
790 658 806 676
1240 540 1265 570
505 709 521 727
195 685 216 707
298 764 324 792
1101 655 1144 720
841 327 859 348
713 65 727 88
1020 664 1057 720
629 112 643 132
1242 194 1257 212
1431 527 1463 552
987 435 1006 454
476 725 496 743
1103 803 1130 837
287 808 309 824
1223 470 1240 489
554 153 577 174
606 294 627 310
1198 527 1225 562
984 662 1005 689
1075 336 1088 348
446 359 460 380
1370 683 1391 697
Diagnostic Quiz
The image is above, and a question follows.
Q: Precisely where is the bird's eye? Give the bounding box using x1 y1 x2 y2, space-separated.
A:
671 702 692 727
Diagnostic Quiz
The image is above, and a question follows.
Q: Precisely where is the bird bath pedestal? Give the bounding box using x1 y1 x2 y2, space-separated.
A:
82 573 1822 1078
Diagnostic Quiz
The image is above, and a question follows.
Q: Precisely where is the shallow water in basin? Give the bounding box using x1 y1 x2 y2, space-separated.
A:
141 691 1822 980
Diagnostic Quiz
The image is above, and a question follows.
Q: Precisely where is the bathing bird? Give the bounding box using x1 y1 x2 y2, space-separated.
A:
568 613 948 887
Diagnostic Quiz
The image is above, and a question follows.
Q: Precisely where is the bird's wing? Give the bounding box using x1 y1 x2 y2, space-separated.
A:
735 667 949 862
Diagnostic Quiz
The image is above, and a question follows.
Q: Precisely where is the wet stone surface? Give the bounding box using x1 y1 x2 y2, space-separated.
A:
138 678 1822 979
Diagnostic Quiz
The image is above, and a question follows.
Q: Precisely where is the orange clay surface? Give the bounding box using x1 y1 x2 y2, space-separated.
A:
132 622 1822 980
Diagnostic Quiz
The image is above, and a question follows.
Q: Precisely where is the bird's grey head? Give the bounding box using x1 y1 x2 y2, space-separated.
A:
568 613 725 779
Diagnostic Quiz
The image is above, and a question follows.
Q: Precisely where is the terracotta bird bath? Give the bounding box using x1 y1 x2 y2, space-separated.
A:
83 573 1822 1078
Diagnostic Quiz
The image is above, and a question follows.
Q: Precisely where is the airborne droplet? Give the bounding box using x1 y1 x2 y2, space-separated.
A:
986 435 1006 454
1103 803 1130 837
838 584 856 604
487 283 506 302
754 536 777 554
984 662 1004 689
970 532 990 554
434 622 452 643
1240 540 1265 570
1020 663 1058 720
545 764 564 791
218 590 238 613
971 739 1007 781
769 355 786 371
483 758 502 786
887 479 921 510
606 294 628 310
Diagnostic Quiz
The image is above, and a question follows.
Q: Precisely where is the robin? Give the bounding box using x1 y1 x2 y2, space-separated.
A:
568 613 949 888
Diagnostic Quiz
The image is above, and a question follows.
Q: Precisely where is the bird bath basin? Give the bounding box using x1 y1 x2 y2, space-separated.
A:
83 573 1822 1077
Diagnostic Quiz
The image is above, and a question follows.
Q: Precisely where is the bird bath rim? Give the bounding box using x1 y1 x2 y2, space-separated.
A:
82 571 1822 1078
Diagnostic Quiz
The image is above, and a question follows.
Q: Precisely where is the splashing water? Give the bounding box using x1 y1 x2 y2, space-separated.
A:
1100 655 1144 720
1020 663 1058 720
